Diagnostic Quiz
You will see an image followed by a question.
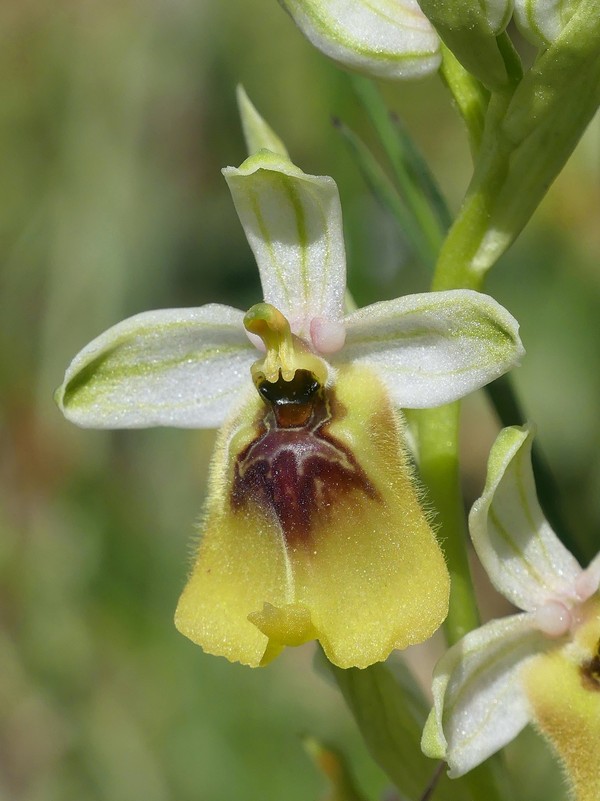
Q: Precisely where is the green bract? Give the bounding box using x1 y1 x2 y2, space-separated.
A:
418 0 513 89
433 0 600 288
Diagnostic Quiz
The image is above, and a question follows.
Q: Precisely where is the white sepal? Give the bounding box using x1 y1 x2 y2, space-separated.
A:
56 305 255 429
422 614 546 777
469 425 582 612
223 151 346 341
279 0 441 80
339 289 524 408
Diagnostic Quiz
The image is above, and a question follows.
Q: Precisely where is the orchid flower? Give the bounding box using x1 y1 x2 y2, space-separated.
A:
55 93 524 669
422 424 600 801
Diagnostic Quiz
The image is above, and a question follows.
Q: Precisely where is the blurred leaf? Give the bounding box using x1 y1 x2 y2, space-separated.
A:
350 75 451 239
333 118 432 269
304 737 369 801
321 654 472 801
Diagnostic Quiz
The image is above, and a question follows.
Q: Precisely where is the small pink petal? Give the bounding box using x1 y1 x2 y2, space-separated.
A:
534 601 572 638
310 317 346 355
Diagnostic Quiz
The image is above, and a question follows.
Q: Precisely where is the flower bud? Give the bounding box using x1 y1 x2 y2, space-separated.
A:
278 0 441 80
418 0 513 89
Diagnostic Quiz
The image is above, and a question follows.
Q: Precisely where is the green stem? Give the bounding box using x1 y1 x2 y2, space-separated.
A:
416 317 511 801
431 90 513 291
417 402 479 644
346 81 574 558
417 86 519 801
495 31 524 85
439 45 489 158
418 101 510 638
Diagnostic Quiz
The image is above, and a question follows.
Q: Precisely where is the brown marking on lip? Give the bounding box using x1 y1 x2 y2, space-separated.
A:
231 370 379 546
580 638 600 692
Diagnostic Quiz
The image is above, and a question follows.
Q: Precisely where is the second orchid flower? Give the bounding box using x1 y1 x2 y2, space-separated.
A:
423 424 600 801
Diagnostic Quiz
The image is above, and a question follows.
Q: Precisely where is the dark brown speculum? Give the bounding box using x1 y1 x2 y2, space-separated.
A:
232 369 378 545
580 638 600 691
257 369 321 428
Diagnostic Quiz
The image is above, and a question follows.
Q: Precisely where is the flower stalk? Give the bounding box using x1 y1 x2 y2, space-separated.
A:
439 45 489 157
417 402 479 644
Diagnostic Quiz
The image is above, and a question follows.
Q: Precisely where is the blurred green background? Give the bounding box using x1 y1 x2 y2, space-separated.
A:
1 1 599 799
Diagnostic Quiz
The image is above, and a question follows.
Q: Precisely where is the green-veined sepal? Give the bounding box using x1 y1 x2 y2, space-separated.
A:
55 305 255 429
223 151 346 344
339 290 524 408
469 425 582 612
422 426 600 781
422 613 548 776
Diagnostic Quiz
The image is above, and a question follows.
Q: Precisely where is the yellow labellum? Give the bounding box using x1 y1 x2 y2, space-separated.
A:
523 600 600 801
175 353 449 668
